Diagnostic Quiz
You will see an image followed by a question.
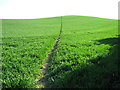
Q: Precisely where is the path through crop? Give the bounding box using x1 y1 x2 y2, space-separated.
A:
37 17 63 87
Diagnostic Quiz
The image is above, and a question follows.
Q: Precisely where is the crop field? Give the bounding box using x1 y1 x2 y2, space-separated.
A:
2 18 60 88
2 15 119 88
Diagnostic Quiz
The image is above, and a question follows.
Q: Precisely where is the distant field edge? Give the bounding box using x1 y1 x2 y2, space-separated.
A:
33 15 118 20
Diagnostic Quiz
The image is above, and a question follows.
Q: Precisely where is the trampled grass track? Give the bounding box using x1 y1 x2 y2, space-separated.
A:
37 17 63 87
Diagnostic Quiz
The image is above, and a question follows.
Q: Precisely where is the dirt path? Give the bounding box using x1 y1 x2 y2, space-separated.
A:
37 16 63 87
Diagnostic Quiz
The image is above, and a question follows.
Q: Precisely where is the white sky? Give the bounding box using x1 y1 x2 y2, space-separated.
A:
0 0 120 19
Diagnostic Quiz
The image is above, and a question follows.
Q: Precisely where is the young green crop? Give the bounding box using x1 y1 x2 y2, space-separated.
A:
2 15 119 88
2 17 61 88
45 16 118 88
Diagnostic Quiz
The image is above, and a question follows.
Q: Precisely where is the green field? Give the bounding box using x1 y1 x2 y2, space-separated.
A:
2 15 119 88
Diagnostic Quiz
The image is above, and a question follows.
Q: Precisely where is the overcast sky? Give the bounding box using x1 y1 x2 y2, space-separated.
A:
0 0 119 19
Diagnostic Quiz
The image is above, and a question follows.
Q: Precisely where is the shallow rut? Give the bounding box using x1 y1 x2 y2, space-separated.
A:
37 16 63 86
